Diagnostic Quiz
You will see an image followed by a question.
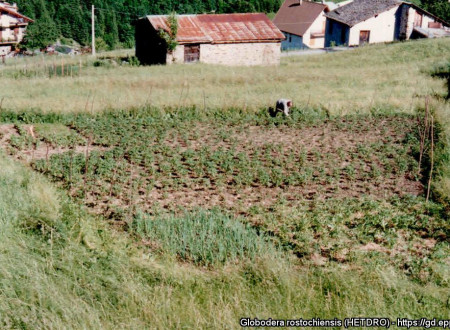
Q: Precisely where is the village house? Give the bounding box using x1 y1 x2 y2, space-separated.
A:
325 0 450 47
0 1 32 55
135 13 285 66
273 0 330 50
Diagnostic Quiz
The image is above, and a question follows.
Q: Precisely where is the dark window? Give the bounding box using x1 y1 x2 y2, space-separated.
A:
329 21 334 34
184 44 200 63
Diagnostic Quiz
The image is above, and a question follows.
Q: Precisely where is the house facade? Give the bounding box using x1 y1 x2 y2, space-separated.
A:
0 1 33 55
325 0 450 47
135 13 285 66
273 0 329 50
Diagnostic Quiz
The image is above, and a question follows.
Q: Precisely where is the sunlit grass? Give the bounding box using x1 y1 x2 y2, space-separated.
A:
0 38 448 114
0 37 449 328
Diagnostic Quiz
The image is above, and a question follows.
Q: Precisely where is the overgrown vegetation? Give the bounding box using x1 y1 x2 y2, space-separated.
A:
0 105 448 285
132 210 278 266
0 38 449 328
158 12 178 54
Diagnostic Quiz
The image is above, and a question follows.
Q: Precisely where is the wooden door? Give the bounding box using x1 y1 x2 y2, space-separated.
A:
414 12 423 27
184 44 200 63
359 30 370 45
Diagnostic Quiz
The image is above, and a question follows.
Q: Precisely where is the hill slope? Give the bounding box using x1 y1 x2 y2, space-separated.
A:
0 38 449 328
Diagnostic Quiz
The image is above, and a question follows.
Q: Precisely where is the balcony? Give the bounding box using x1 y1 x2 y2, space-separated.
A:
0 35 19 44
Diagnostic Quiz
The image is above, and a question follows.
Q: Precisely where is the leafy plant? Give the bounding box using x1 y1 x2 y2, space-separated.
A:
158 12 178 54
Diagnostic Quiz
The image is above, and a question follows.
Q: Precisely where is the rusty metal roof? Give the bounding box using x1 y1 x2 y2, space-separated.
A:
147 13 285 44
273 0 328 37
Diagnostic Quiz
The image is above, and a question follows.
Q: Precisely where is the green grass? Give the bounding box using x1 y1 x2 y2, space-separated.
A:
0 38 447 113
0 38 449 328
132 209 279 266
0 152 449 328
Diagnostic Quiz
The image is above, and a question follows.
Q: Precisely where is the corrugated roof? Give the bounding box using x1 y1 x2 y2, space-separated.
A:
326 0 401 27
273 0 329 37
147 13 285 44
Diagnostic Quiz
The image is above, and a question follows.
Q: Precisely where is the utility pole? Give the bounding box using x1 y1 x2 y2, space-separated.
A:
91 5 96 56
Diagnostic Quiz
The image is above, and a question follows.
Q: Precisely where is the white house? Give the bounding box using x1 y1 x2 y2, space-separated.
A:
0 1 33 55
273 0 329 49
325 0 450 47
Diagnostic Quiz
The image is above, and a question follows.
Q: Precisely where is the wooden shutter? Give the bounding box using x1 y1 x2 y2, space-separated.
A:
359 31 370 45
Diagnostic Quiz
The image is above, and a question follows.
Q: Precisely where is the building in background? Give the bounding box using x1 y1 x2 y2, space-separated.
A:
0 1 33 55
135 13 285 66
325 0 450 47
273 0 330 50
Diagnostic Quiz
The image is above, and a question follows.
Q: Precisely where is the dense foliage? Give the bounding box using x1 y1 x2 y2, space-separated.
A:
13 0 450 50
15 0 283 49
419 0 450 24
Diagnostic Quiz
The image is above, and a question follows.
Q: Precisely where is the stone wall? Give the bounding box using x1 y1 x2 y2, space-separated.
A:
168 42 281 66
200 42 281 66
166 45 185 64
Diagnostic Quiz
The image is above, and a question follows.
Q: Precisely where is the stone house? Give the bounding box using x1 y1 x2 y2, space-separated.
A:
0 1 33 55
273 0 330 50
325 0 450 47
135 13 285 66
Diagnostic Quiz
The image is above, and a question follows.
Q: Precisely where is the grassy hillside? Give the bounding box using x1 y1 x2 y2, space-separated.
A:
0 38 448 113
0 38 449 328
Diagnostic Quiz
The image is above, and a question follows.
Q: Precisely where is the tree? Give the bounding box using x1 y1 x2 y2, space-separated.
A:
15 0 283 49
21 0 58 49
420 0 450 23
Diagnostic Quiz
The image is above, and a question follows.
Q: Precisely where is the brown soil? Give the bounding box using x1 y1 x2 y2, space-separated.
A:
1 118 424 220
0 124 109 163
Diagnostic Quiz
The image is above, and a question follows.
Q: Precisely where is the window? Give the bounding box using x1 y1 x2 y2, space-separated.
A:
359 30 370 45
184 44 200 63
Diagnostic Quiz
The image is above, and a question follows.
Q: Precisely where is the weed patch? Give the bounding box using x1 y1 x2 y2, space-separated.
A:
132 209 278 266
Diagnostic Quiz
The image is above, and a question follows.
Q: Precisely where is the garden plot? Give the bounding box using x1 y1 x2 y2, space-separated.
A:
1 109 448 283
0 123 109 162
2 111 423 216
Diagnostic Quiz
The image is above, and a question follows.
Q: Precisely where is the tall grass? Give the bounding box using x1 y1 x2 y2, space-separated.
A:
434 101 450 208
0 38 449 328
132 210 278 266
0 38 447 114
0 152 449 328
